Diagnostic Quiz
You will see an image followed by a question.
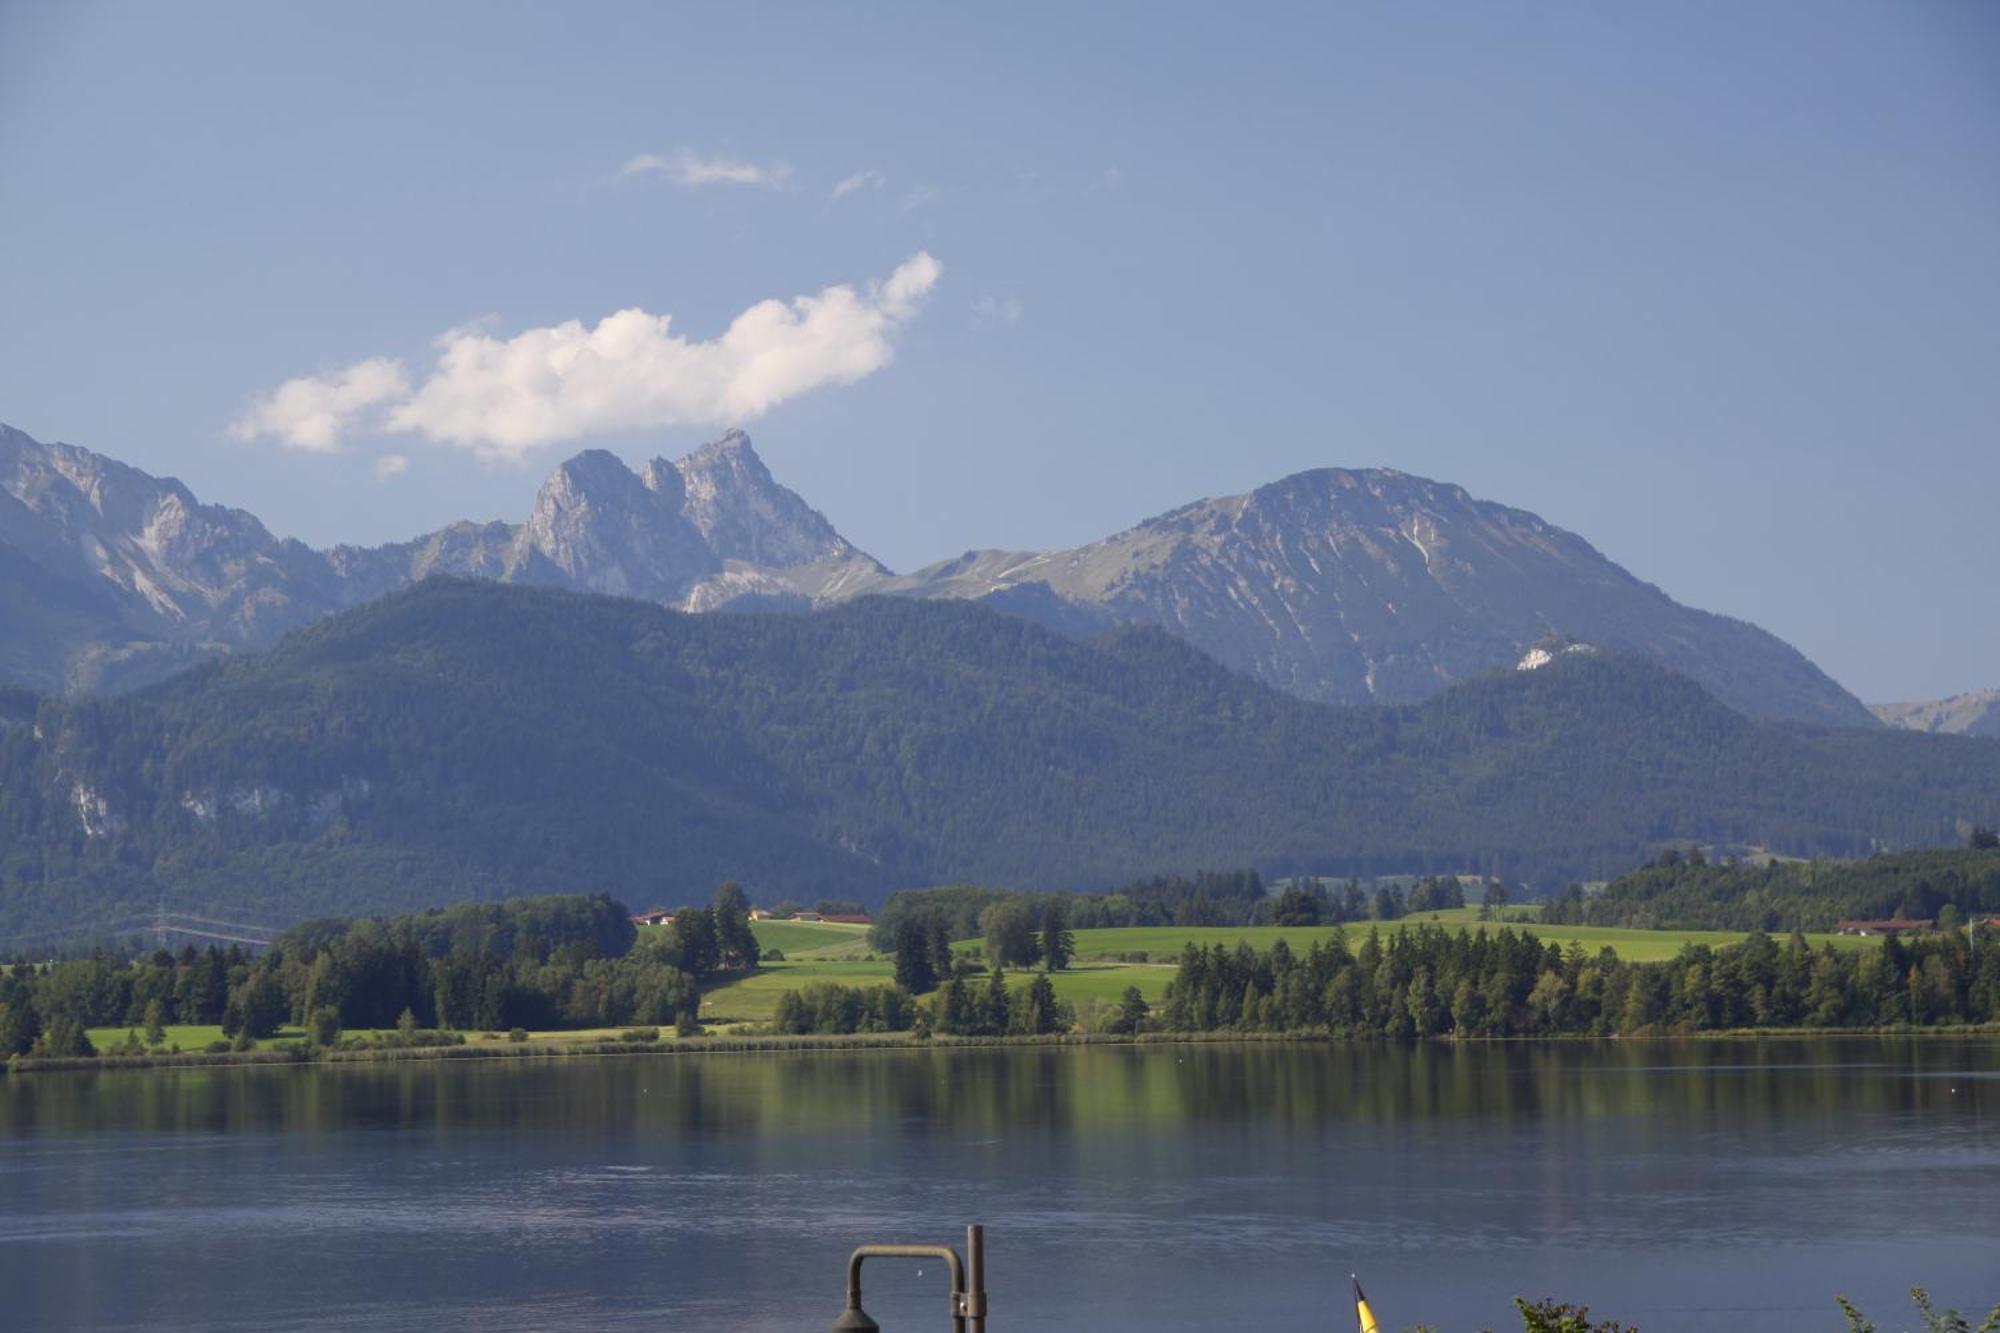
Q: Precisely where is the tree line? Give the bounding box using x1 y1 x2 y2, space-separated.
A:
1156 924 2000 1037
1541 842 2000 933
0 889 762 1060
768 969 1074 1038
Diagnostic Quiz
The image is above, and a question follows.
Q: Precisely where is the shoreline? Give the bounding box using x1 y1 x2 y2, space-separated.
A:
7 1021 1996 1077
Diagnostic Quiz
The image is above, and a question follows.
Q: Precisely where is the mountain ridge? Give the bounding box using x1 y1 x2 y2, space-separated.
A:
0 420 1874 724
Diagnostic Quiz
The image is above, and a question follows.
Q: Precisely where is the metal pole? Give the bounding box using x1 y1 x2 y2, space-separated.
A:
964 1225 986 1333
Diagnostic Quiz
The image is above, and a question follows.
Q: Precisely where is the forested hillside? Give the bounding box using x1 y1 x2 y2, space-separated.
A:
2 579 1997 944
1543 845 2000 932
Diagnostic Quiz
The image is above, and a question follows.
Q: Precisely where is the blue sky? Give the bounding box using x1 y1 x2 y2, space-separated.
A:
1 2 1995 701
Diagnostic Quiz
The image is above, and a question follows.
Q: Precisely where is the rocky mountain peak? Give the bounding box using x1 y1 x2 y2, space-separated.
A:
519 449 716 600
673 429 874 572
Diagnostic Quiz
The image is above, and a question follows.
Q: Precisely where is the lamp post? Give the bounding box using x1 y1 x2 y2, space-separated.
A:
831 1224 987 1333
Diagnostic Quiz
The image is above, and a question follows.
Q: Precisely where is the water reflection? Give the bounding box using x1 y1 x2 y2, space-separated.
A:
3 1038 1996 1332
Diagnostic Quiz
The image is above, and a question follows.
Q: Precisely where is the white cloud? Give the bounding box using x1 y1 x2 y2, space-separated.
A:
622 149 792 189
973 295 1024 326
900 185 940 212
228 357 409 452
830 170 885 202
232 253 943 460
371 454 410 481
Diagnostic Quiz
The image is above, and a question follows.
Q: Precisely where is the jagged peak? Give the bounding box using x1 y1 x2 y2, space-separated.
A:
545 448 639 489
675 428 772 483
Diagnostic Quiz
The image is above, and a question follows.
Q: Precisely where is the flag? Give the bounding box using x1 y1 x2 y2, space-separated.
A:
1353 1276 1380 1333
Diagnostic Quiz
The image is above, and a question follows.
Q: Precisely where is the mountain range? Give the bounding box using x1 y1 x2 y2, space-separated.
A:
4 578 1996 943
0 421 1884 726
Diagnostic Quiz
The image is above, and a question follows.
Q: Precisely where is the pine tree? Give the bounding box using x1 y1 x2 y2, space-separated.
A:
1039 900 1075 971
983 967 1011 1036
1021 973 1060 1034
893 919 937 994
1111 985 1150 1035
926 912 956 981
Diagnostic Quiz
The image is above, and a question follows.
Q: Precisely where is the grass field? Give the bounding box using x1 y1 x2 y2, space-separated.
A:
749 919 874 959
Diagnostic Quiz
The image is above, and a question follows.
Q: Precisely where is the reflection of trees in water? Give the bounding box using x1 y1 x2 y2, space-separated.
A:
6 1039 1987 1137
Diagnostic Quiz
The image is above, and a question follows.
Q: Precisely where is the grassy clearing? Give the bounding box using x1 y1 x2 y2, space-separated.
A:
750 919 874 959
701 958 896 1023
701 957 1175 1024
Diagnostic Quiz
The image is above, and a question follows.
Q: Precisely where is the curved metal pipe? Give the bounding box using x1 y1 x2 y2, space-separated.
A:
845 1243 967 1332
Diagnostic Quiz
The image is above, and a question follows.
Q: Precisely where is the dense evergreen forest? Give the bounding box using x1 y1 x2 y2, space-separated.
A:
4 578 1998 943
1156 925 2000 1036
1542 844 2000 932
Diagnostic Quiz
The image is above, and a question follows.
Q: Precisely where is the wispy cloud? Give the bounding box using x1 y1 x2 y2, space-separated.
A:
371 454 410 481
972 294 1024 326
622 149 793 190
900 184 940 212
228 357 409 453
232 254 944 460
830 170 885 203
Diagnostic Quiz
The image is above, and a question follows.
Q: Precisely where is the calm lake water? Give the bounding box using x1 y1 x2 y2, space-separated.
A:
3 1039 1997 1332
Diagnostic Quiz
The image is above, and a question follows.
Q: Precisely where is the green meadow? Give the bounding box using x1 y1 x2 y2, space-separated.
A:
747 919 874 959
695 909 1879 1025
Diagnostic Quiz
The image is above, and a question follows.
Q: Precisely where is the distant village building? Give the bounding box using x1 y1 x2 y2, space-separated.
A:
794 911 823 922
748 908 772 921
1833 918 1934 938
821 912 872 925
630 909 675 927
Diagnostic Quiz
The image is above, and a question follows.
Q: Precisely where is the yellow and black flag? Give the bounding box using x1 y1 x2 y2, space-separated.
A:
1352 1276 1381 1333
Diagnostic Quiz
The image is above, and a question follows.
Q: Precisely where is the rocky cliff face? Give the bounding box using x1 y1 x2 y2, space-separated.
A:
0 420 1878 726
0 424 342 689
1872 690 2000 738
0 423 866 691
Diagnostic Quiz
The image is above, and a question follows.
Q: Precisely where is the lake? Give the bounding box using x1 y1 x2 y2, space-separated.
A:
3 1039 1996 1331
